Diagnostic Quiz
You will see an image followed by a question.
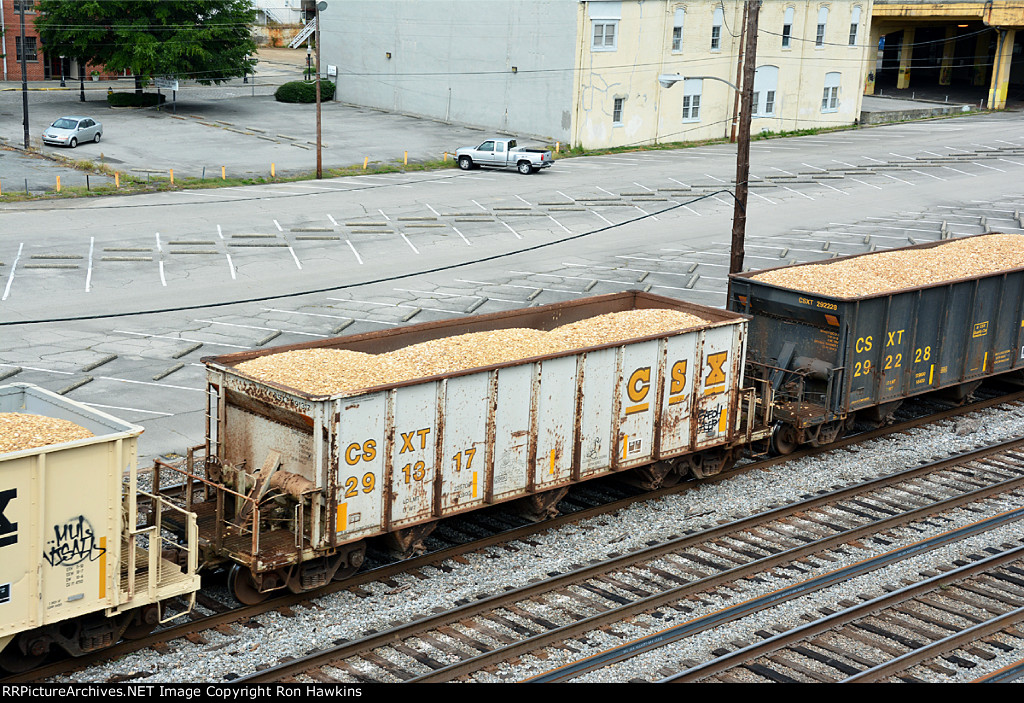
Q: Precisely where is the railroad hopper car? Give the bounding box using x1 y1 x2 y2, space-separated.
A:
728 235 1024 454
0 383 200 673
184 292 765 603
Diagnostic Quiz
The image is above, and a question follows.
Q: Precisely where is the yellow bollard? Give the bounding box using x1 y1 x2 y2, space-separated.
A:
404 151 408 165
170 169 174 184
271 163 276 178
115 172 120 188
363 157 368 169
221 166 226 180
556 142 560 153
443 152 448 161
56 175 61 192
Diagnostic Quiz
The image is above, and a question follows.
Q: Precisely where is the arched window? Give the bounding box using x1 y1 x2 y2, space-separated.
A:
849 6 861 46
672 7 685 52
752 66 779 117
816 6 829 47
822 71 840 112
782 7 795 49
711 6 724 50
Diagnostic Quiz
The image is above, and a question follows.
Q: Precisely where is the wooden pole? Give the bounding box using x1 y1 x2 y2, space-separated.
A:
730 0 759 276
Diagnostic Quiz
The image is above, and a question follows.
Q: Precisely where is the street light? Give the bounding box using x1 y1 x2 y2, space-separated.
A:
60 56 66 87
658 1 759 276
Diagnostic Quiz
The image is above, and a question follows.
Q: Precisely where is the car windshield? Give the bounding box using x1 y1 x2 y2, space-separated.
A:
51 118 78 129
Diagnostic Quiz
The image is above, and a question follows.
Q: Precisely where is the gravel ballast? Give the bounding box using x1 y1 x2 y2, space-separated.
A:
50 401 1024 684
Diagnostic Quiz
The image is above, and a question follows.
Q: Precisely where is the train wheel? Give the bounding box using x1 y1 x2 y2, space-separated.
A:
633 460 680 489
688 448 736 479
228 564 269 606
515 487 569 522
122 604 160 640
0 633 49 673
771 423 799 456
333 542 367 582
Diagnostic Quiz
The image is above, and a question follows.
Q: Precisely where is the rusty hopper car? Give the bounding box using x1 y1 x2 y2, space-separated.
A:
0 383 200 672
192 292 760 603
728 234 1024 454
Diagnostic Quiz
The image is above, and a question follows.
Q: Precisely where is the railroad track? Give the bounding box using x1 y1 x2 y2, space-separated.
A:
232 437 1024 683
11 389 1024 683
665 544 1024 683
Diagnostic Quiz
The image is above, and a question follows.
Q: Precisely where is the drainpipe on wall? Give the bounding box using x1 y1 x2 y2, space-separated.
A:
1 0 7 81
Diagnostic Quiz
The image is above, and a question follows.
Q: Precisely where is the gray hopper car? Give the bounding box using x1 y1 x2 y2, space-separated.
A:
728 234 1024 453
0 383 200 673
188 292 767 604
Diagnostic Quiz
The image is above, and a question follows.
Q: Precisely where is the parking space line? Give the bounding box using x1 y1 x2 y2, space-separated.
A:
547 215 571 233
3 243 22 301
114 330 249 349
0 362 73 375
155 233 167 286
782 186 814 199
264 307 400 326
400 232 421 253
848 178 882 190
452 226 472 246
82 402 174 417
194 319 328 338
346 240 364 264
85 237 94 292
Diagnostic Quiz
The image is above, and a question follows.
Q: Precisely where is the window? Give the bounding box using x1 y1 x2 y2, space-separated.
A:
681 79 702 121
590 1 621 52
711 7 723 50
816 7 829 47
752 66 779 117
613 97 624 124
13 1 37 12
15 36 38 62
478 140 495 152
671 8 685 52
782 7 794 48
593 22 618 50
822 72 840 112
849 6 861 46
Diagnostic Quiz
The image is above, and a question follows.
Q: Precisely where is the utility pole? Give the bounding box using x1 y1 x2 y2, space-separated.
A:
730 0 759 276
729 1 748 144
315 2 326 179
19 0 29 148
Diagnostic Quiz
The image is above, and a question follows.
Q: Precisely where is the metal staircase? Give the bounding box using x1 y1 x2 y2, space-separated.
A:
288 17 317 49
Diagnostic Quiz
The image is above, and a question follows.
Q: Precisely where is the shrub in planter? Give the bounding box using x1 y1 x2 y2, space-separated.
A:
107 92 167 107
274 80 335 103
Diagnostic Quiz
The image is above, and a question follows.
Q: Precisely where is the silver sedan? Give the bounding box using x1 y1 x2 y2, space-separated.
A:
42 116 102 148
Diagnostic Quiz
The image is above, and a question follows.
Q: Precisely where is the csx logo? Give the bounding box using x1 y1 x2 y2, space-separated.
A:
0 489 16 548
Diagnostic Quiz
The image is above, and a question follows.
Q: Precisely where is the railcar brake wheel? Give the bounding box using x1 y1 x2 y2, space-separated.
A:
228 564 269 605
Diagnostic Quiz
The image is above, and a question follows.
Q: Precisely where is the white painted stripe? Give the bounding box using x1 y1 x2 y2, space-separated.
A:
1 243 21 301
194 319 327 337
452 226 472 246
346 240 364 264
81 402 174 417
114 330 248 348
155 233 167 286
85 237 94 293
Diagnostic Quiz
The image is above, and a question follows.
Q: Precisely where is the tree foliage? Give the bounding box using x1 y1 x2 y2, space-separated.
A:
34 1 257 89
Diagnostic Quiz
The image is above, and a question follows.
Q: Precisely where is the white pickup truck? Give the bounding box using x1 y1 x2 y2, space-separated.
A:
455 138 553 174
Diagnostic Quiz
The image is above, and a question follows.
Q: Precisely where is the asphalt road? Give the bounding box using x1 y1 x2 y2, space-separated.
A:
1 108 1022 461
0 48 532 191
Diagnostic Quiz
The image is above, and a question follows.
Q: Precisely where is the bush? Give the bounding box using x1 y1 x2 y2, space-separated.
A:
274 80 335 103
107 92 167 108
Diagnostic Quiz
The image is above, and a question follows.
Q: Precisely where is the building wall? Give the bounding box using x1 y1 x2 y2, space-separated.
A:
574 0 873 149
318 0 579 141
320 0 872 149
1 0 46 81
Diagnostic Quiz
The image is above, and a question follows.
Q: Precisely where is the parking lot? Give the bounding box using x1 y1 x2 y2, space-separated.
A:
0 48 520 192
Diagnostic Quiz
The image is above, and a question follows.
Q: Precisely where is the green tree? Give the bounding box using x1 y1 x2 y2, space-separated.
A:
34 0 257 93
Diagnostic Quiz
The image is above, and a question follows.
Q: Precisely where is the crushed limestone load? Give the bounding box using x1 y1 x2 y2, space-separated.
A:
751 234 1024 298
0 413 95 454
235 308 709 395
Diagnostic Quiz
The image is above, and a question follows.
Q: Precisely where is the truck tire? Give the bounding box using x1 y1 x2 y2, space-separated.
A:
517 160 532 175
458 156 473 170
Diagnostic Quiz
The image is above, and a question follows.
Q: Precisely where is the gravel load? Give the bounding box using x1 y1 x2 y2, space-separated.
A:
751 233 1024 298
0 412 94 454
235 309 709 396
